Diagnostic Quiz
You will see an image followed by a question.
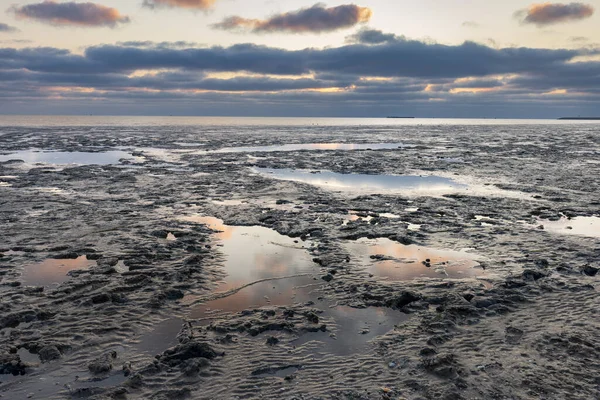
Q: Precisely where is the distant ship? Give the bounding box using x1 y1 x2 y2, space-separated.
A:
558 117 600 120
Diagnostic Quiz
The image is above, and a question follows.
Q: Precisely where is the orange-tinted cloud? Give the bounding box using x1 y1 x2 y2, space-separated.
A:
142 0 216 10
213 3 372 34
516 2 594 26
11 1 130 27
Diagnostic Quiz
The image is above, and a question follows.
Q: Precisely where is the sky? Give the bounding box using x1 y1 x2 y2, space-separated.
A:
0 0 599 117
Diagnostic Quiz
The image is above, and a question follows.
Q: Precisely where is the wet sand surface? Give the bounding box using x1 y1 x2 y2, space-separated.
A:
0 121 598 399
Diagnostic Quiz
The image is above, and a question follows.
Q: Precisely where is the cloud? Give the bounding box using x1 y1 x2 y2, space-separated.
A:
462 21 480 28
515 2 594 26
142 0 216 10
10 1 130 28
212 3 372 34
117 41 203 49
345 28 399 44
1 37 599 117
0 38 590 81
0 23 19 33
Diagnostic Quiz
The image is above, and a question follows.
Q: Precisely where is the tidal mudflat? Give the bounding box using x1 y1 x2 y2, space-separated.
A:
0 119 599 399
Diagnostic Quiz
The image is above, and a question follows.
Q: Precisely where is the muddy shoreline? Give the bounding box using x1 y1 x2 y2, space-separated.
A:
0 122 598 399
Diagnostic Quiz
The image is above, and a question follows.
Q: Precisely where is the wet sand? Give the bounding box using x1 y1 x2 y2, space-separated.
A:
0 121 598 399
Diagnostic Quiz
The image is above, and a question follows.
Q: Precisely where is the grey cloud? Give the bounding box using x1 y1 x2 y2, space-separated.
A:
117 41 204 49
213 4 372 34
451 79 505 89
515 2 594 26
78 40 587 79
0 39 592 81
0 36 599 117
345 28 399 44
0 23 19 33
10 1 130 27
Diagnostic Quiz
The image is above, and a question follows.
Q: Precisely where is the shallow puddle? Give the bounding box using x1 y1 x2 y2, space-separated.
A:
254 168 534 199
21 256 95 287
347 210 401 221
345 211 374 224
180 216 315 295
475 215 496 227
344 211 419 230
346 238 484 281
136 318 183 355
190 276 319 320
17 348 41 366
212 199 247 206
210 143 405 153
254 168 467 194
292 305 408 357
536 216 600 238
174 216 410 357
0 150 140 165
253 365 301 378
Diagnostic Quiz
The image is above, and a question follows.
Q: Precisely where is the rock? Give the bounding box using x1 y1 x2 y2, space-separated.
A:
165 289 185 300
51 252 79 260
505 327 524 344
91 264 117 275
419 348 437 357
86 253 103 260
305 312 320 324
522 269 546 281
48 245 70 252
473 297 497 309
321 274 334 282
91 293 111 304
151 230 169 239
0 309 53 330
92 257 120 274
421 352 458 378
38 345 61 363
88 351 117 374
582 266 599 277
157 341 220 367
266 336 279 346
181 358 210 376
123 362 133 377
0 352 27 375
385 291 421 309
